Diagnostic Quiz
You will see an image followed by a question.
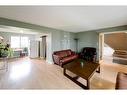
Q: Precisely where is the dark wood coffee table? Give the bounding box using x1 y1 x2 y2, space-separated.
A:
63 58 100 89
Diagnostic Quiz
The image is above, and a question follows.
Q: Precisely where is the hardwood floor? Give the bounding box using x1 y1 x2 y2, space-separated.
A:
0 57 127 89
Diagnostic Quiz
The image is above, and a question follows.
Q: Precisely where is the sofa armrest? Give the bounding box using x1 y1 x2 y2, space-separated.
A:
52 55 62 65
115 72 127 89
71 51 76 55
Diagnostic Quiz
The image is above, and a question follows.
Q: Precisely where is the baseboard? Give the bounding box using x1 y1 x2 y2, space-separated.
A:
30 57 38 59
46 60 53 64
39 57 45 59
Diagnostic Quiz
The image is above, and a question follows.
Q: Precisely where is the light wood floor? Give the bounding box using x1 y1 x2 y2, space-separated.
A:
0 57 127 89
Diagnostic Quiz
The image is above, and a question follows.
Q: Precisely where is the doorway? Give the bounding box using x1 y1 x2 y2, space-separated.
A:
99 34 104 62
39 36 47 59
30 33 52 63
99 32 127 65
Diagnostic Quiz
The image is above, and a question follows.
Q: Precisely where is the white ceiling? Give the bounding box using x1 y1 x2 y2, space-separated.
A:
0 6 127 32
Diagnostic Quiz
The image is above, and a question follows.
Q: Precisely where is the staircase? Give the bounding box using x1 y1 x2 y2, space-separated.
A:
104 33 127 50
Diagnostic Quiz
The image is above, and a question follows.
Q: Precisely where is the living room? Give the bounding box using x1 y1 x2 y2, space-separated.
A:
0 6 127 90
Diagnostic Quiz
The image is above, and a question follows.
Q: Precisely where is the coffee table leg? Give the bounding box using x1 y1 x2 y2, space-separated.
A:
63 68 88 89
96 66 100 73
87 80 90 89
98 66 100 73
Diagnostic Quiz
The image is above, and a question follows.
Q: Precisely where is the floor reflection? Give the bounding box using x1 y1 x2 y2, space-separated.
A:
10 61 31 80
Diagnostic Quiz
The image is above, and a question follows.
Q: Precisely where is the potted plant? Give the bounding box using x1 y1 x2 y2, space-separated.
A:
0 40 13 58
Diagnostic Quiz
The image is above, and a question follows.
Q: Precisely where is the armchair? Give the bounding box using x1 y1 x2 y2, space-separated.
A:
80 47 97 62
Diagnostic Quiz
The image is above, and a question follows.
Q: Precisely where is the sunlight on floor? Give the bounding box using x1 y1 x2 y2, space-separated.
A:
10 61 31 80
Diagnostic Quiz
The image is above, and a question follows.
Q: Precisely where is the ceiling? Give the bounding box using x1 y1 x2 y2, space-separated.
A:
0 6 127 32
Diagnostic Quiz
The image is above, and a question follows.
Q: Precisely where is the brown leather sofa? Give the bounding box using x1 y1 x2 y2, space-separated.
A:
115 72 127 89
52 49 78 67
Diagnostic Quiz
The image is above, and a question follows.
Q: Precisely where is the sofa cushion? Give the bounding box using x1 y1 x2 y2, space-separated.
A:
60 55 78 64
55 50 72 58
69 55 78 60
55 52 66 58
66 50 72 56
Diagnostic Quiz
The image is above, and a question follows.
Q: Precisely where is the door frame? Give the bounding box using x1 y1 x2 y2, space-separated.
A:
98 30 127 63
99 33 104 63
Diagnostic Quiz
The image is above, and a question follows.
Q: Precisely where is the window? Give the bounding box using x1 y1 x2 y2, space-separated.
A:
11 36 20 48
11 36 29 48
21 37 29 48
